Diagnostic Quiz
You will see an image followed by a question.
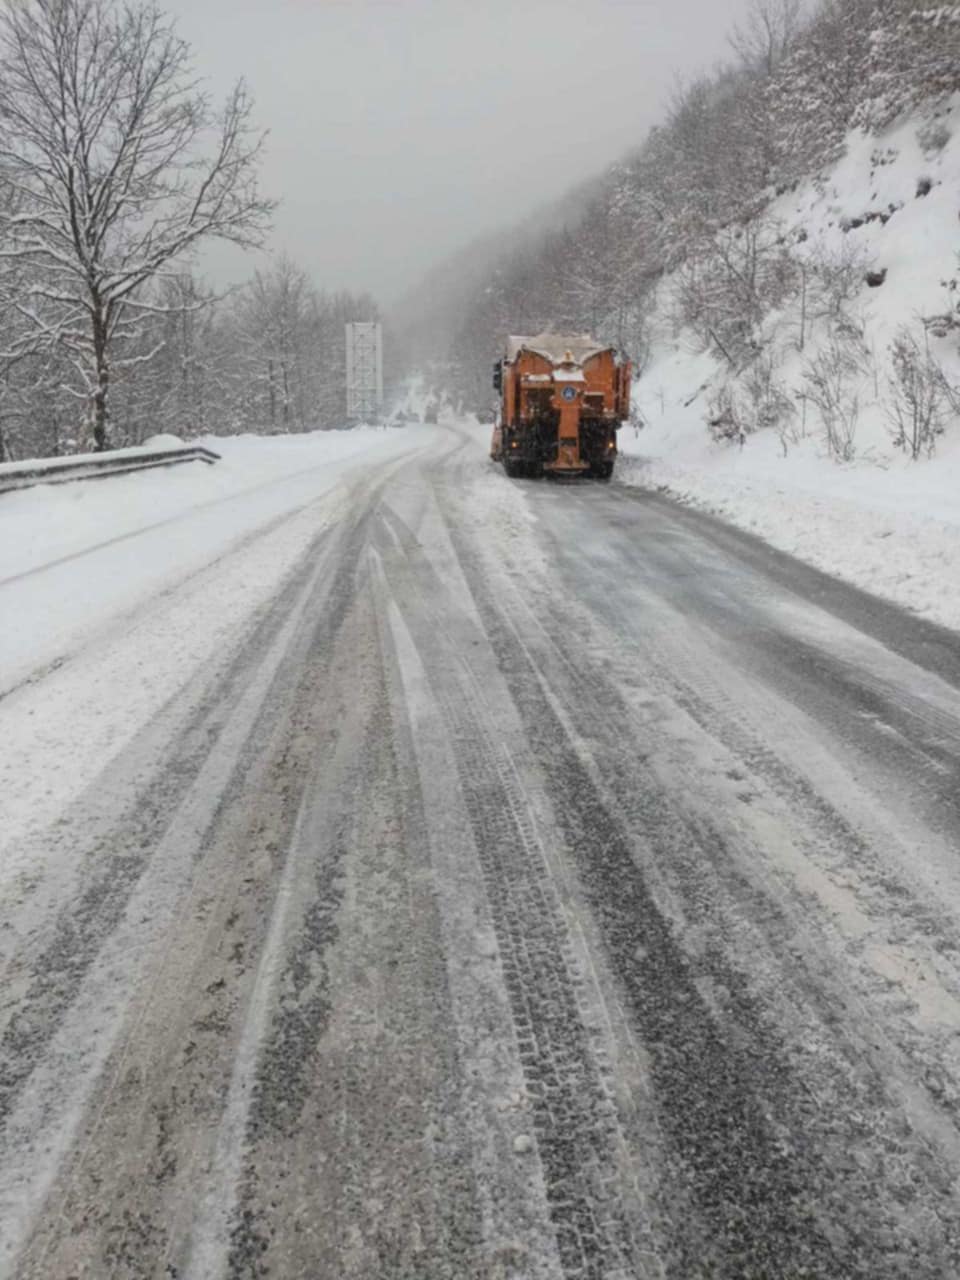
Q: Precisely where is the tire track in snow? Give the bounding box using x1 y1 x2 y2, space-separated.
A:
375 559 568 1280
374 500 655 1279
444 469 960 1277
0 501 374 1277
184 516 381 1280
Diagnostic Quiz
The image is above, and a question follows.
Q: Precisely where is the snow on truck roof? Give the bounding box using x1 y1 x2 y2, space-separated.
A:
505 332 612 364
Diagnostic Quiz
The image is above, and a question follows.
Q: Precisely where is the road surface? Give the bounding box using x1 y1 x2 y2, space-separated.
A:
2 422 960 1279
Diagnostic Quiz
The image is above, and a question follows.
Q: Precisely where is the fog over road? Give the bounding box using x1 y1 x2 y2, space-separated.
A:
3 422 960 1279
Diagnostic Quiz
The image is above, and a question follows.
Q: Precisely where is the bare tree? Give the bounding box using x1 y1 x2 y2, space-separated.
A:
886 327 950 459
676 214 797 369
0 0 273 449
237 257 315 432
729 0 805 76
803 333 866 462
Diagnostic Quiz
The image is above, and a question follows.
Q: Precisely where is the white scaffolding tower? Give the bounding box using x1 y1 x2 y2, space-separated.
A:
345 321 383 422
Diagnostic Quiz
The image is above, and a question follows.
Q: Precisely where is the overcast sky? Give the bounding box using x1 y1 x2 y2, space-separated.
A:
161 0 755 303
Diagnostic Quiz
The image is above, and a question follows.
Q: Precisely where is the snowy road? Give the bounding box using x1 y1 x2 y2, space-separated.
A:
2 421 960 1278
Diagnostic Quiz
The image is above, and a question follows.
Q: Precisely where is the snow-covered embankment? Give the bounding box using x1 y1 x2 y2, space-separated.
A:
620 108 960 633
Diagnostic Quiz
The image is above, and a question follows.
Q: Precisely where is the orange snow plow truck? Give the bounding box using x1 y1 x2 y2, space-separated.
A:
490 332 631 480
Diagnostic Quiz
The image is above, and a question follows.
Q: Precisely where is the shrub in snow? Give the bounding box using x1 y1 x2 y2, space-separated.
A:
803 334 866 462
869 146 899 173
628 403 647 432
806 240 873 331
707 384 746 445
743 350 796 437
886 328 951 459
925 311 960 340
925 265 960 341
676 215 798 370
841 205 902 232
916 118 951 155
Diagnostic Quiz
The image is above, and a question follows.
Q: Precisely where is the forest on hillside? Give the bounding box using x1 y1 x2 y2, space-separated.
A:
394 0 960 445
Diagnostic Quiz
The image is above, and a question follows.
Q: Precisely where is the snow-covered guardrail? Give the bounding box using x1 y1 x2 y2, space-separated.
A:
0 443 221 495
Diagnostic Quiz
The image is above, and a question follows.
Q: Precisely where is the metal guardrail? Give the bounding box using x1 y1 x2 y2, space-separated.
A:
0 445 221 495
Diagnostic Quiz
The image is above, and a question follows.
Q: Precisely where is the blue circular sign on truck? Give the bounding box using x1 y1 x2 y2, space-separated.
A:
561 385 577 402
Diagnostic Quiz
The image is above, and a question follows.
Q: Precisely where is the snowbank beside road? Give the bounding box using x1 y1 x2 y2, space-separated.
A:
0 433 188 485
619 429 960 633
620 108 960 634
0 422 439 864
0 426 409 581
0 424 431 692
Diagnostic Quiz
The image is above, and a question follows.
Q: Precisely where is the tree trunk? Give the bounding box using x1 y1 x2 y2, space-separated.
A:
798 266 807 353
92 307 110 451
181 309 191 434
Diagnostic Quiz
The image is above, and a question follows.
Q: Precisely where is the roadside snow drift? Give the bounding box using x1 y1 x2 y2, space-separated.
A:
621 105 960 634
0 424 431 693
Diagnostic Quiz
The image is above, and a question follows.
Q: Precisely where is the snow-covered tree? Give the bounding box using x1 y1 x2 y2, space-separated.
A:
0 0 273 449
230 257 314 432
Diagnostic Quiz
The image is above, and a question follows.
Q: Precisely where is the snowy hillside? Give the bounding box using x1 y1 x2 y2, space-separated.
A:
621 101 960 632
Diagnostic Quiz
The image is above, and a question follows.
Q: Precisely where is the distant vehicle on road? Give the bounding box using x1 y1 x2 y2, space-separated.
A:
490 332 631 480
